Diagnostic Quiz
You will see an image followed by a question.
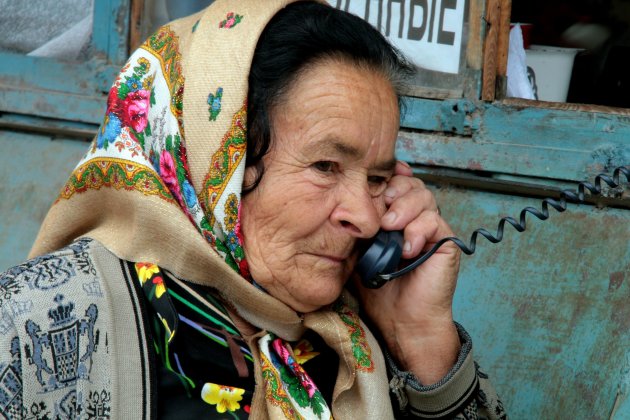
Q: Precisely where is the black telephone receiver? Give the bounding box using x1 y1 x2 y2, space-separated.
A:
356 166 630 289
355 230 404 288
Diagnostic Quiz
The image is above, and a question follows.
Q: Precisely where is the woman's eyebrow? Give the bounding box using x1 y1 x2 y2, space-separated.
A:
302 137 361 159
305 138 397 171
374 157 397 172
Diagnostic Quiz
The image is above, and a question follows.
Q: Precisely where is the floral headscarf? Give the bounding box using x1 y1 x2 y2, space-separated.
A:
93 13 250 278
30 0 307 338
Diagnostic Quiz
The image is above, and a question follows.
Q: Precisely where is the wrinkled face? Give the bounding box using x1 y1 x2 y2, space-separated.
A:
240 59 400 313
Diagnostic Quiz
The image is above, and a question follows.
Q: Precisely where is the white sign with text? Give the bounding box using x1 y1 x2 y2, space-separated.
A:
328 0 466 74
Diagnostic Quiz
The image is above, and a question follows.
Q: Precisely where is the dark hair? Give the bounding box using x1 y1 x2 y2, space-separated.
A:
245 1 414 192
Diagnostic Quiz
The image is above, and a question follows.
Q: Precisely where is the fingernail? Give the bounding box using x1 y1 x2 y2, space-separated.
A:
384 187 396 198
403 241 411 253
384 211 397 224
398 160 411 169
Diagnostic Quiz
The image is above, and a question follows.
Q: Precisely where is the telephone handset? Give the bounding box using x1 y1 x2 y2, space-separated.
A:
357 166 630 289
355 229 451 288
355 230 404 288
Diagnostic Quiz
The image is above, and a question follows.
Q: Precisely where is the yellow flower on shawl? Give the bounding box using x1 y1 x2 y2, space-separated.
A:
201 383 244 413
137 56 151 71
135 262 160 284
223 193 239 231
293 339 320 365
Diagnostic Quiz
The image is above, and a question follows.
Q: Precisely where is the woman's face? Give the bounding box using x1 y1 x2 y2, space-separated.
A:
241 59 400 313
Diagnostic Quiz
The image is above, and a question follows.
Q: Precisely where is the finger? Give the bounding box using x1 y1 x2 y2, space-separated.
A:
402 212 459 259
395 160 414 177
383 175 427 206
382 187 438 230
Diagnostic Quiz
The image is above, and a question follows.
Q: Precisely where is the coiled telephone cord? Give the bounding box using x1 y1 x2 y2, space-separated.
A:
381 166 630 280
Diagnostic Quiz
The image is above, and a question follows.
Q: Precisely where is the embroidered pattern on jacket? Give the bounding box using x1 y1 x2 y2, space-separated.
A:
7 388 113 420
451 363 507 420
85 389 112 418
0 239 98 309
68 239 98 277
0 337 23 418
0 269 29 309
24 294 99 392
0 256 74 299
0 300 33 335
58 389 81 418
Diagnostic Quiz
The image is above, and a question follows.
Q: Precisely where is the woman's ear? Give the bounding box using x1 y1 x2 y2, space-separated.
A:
242 164 262 193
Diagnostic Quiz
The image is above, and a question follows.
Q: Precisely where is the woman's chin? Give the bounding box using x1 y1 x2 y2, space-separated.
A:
286 281 346 313
251 259 353 313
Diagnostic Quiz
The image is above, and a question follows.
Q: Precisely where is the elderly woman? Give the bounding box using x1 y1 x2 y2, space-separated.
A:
0 1 505 418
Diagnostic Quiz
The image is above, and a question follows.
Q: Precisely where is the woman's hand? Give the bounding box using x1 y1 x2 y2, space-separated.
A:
355 161 461 385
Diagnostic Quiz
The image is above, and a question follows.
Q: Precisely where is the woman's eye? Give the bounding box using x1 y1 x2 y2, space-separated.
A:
367 175 387 186
368 176 389 195
312 161 336 173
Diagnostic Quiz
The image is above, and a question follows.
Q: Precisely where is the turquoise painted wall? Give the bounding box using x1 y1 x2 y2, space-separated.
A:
0 131 89 270
437 186 629 418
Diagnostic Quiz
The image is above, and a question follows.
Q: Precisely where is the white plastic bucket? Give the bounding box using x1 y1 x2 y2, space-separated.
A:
525 45 582 102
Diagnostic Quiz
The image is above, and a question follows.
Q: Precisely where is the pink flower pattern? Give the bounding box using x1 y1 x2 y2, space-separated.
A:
122 90 150 132
272 339 318 398
159 150 183 204
219 12 243 29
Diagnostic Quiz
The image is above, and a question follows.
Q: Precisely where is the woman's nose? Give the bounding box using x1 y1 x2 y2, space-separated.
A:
331 183 382 238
